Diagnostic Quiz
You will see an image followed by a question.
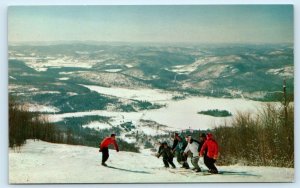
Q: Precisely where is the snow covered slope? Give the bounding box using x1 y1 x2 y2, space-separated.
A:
9 140 294 183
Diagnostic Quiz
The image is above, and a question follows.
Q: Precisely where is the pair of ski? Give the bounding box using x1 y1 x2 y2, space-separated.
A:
168 168 213 176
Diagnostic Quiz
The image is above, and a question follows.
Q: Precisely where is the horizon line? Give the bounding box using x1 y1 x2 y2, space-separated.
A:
8 40 294 46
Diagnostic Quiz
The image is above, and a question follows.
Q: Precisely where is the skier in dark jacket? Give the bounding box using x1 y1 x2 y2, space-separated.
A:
157 142 164 158
172 133 189 169
99 134 119 166
157 142 176 168
199 133 219 174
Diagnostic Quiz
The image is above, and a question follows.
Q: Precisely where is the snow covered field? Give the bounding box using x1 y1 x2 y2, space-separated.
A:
82 121 112 130
12 56 99 72
24 103 60 113
9 140 294 183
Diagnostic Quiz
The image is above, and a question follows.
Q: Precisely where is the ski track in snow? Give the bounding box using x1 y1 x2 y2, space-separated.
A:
9 140 294 183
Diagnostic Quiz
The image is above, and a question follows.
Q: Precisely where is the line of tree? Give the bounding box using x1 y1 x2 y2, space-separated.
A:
198 109 232 117
9 96 60 148
213 102 294 168
9 95 139 153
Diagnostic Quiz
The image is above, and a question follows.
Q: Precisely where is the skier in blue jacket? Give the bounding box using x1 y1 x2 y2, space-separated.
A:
172 133 189 169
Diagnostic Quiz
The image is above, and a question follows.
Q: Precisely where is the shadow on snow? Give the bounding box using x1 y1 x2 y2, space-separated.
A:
219 170 260 177
106 166 152 174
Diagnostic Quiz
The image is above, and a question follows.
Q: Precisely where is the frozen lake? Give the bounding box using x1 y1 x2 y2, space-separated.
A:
143 96 268 130
48 95 272 130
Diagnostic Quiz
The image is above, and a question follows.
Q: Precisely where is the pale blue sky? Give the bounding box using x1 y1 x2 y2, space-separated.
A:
8 5 293 44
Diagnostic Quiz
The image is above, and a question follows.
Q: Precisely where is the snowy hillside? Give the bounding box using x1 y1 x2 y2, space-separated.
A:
9 140 294 183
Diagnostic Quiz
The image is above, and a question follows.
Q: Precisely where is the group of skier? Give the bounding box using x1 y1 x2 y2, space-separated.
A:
98 132 219 174
156 132 219 174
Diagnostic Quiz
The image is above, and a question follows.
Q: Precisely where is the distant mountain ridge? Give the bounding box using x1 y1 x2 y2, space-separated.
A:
9 43 293 102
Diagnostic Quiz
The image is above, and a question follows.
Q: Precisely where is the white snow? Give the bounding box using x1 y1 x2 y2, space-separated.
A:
8 84 21 90
9 76 17 80
80 84 174 102
9 140 294 183
137 126 168 136
119 135 137 143
266 66 294 78
75 51 89 55
13 55 98 72
15 53 25 56
82 121 112 130
28 88 39 92
58 77 69 80
268 50 284 55
67 92 78 96
24 103 60 113
35 67 48 72
243 91 268 99
172 65 185 69
59 72 73 75
104 69 122 73
169 55 241 74
32 91 61 95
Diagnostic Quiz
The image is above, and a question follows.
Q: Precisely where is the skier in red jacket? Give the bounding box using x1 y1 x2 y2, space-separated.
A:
99 134 119 166
199 133 219 174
